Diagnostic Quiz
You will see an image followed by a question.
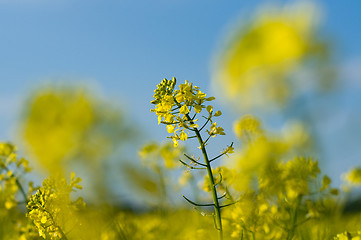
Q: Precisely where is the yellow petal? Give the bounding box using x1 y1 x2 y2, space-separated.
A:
167 125 175 133
41 215 47 224
179 131 188 141
214 111 222 117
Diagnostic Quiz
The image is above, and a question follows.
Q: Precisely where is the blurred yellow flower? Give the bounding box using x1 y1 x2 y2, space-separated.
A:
212 1 330 109
21 87 94 174
20 85 132 176
344 167 361 185
233 115 263 140
139 142 184 169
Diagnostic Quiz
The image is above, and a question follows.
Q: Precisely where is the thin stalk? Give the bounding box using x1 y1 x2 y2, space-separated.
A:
185 113 223 240
155 165 167 211
287 196 302 240
43 209 69 240
15 178 28 202
4 166 28 202
251 230 256 240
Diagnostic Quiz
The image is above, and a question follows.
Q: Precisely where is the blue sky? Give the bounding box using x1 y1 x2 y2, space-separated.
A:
1 0 361 186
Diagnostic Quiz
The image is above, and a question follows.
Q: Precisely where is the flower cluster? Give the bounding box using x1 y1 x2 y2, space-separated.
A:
344 167 361 185
233 114 263 141
223 115 339 239
212 1 333 110
21 85 135 181
27 173 85 240
139 142 185 169
0 142 32 209
151 77 223 147
334 231 361 240
151 78 235 240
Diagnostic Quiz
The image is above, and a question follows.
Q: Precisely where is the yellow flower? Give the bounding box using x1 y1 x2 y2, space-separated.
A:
179 131 188 141
234 115 263 140
20 85 132 178
344 167 361 185
179 105 190 115
212 1 328 109
214 111 222 117
221 145 234 157
151 78 224 147
194 104 203 113
208 122 225 137
166 124 175 133
206 105 213 113
27 173 85 240
172 138 179 147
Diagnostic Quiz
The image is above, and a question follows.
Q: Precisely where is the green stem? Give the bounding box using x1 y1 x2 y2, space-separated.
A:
195 128 223 240
43 208 69 240
286 196 302 240
185 112 223 240
4 166 28 202
15 178 28 202
155 165 167 211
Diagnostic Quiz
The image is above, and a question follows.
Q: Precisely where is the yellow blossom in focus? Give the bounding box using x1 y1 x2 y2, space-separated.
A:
151 77 225 147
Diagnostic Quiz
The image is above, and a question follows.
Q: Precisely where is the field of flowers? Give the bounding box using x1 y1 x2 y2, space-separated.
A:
1 1 361 240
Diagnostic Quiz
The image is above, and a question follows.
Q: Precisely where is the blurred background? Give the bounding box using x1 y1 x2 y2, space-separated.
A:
0 0 361 206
